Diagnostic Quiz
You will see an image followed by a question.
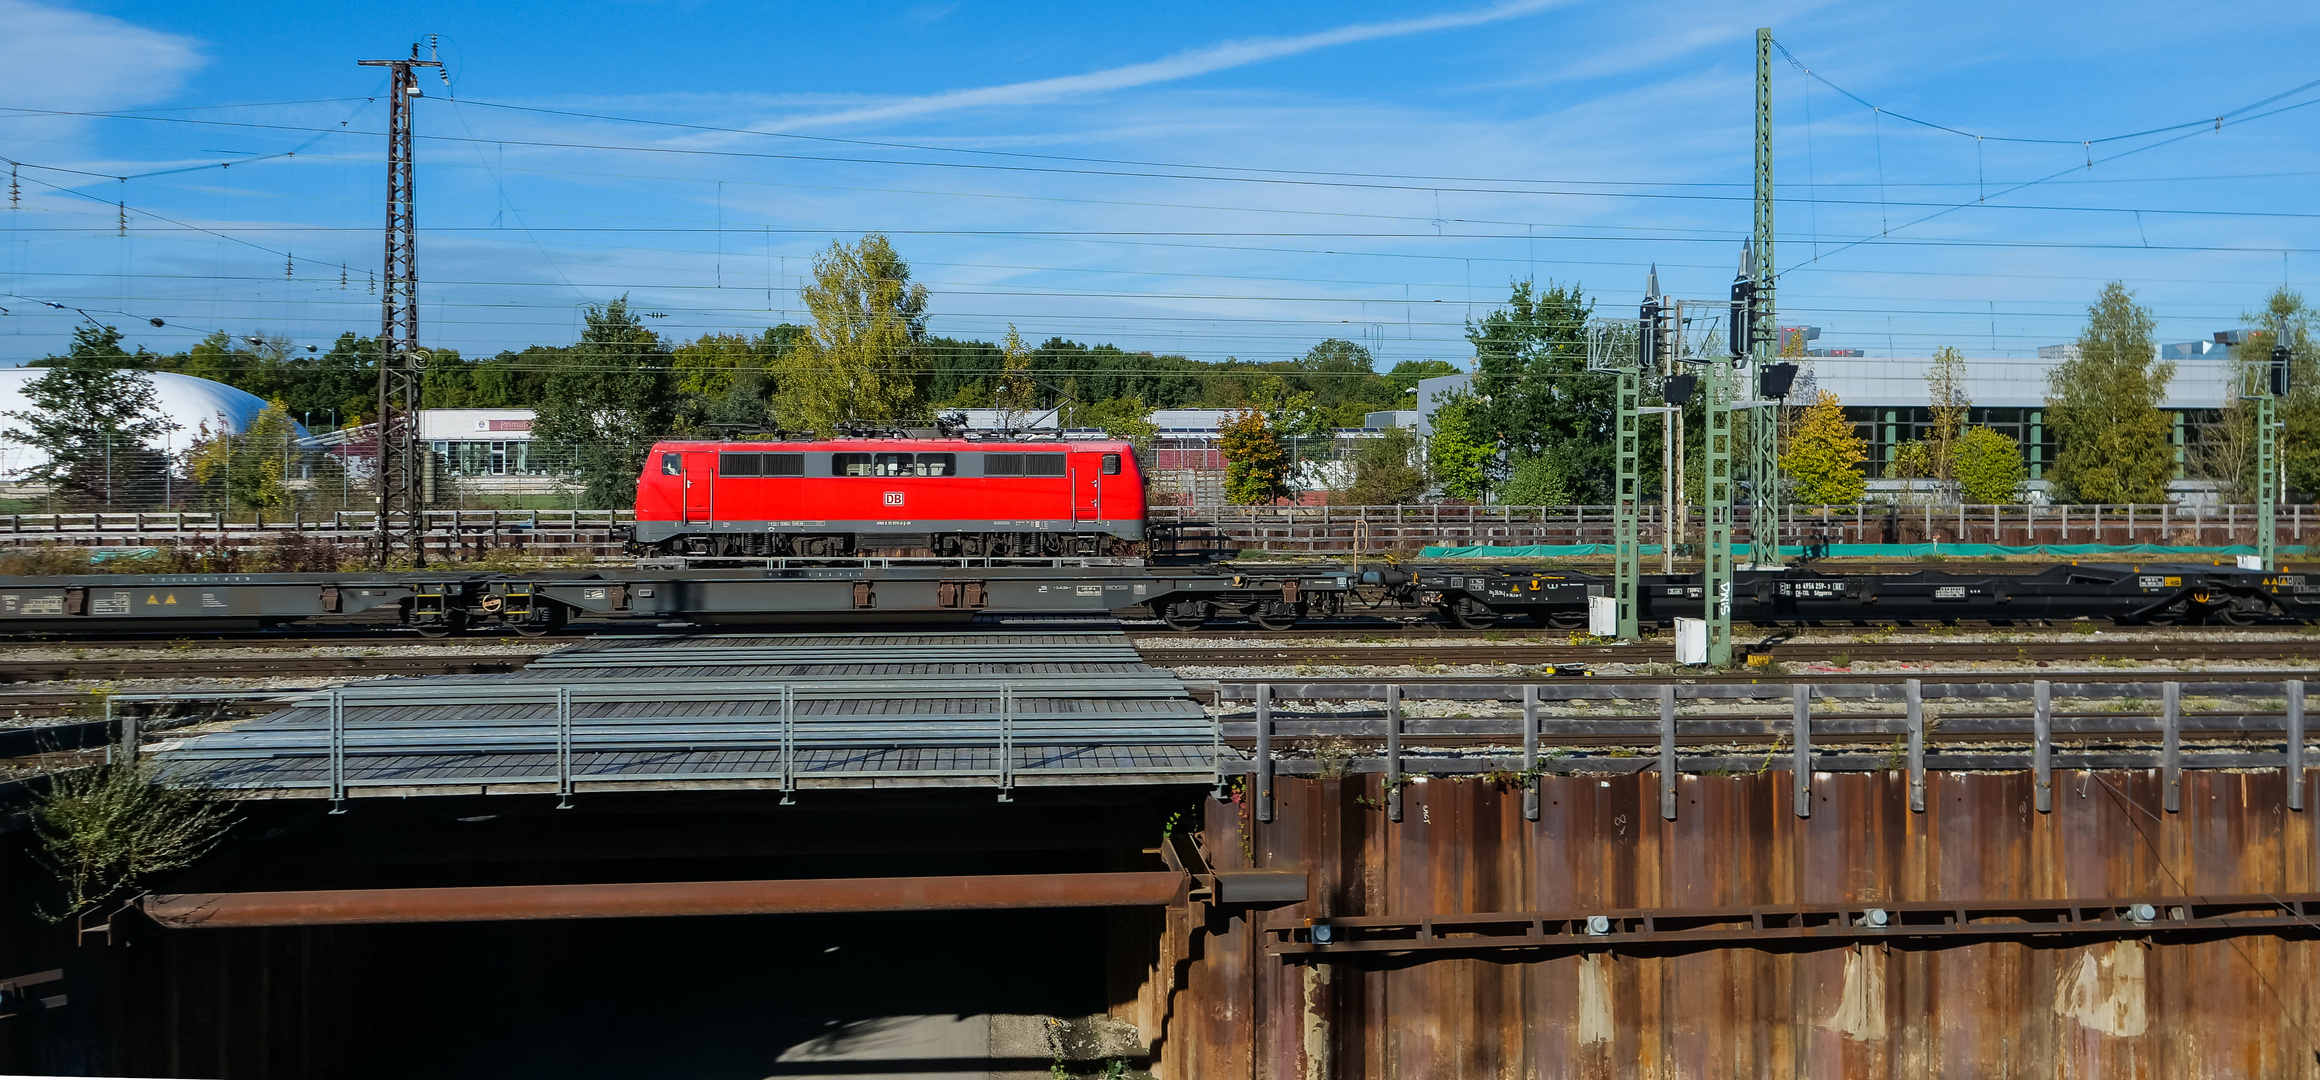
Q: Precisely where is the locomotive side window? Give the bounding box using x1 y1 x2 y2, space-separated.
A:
719 453 761 477
1101 453 1121 476
660 453 682 476
833 452 950 477
984 454 1022 477
766 453 806 476
1024 453 1067 477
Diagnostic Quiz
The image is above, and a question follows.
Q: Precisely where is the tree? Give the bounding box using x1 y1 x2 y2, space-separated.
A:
2204 288 2318 500
532 297 673 508
1386 359 1461 403
1924 345 1969 494
1465 280 1606 499
1780 390 1867 505
1340 426 1426 505
2046 282 2176 504
32 759 233 923
1426 390 1494 501
1079 395 1158 455
1291 338 1398 428
670 330 796 434
1954 426 2026 504
1218 409 1291 505
1500 450 1579 506
993 325 1040 430
3 325 175 508
186 401 302 515
772 234 929 434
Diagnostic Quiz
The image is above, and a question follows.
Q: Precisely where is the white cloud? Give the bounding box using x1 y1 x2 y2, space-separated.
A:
0 0 203 112
776 0 1572 129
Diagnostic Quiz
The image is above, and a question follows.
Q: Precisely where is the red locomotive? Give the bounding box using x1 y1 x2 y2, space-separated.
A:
630 437 1148 556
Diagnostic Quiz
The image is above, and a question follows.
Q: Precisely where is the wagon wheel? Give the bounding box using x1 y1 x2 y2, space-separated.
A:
1161 600 1213 632
2216 603 2267 626
1251 602 1304 632
1446 596 1499 631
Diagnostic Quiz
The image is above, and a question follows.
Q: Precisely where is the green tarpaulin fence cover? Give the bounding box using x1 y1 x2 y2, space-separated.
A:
1418 542 2307 560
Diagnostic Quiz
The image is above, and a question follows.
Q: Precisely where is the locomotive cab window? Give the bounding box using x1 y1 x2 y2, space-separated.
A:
660 453 682 476
1101 453 1121 476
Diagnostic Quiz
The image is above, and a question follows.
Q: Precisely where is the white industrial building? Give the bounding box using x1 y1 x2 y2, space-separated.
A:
0 366 299 485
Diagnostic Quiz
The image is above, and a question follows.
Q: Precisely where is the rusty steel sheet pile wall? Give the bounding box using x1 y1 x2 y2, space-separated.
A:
1160 768 2320 1079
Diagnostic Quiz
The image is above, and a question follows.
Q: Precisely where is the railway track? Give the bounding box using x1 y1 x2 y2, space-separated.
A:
0 633 2307 685
1146 639 2320 668
0 655 536 683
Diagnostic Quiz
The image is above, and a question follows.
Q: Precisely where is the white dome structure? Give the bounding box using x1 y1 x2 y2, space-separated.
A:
0 366 308 479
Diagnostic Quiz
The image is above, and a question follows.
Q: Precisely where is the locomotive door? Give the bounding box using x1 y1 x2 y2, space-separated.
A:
682 451 715 524
1070 459 1101 523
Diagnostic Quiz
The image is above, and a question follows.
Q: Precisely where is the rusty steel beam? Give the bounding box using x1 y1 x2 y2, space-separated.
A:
141 871 1188 929
1265 891 2320 957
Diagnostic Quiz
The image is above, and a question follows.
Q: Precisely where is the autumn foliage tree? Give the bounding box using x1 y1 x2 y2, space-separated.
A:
1219 409 1291 505
774 234 930 434
1779 390 1868 506
1954 427 2026 504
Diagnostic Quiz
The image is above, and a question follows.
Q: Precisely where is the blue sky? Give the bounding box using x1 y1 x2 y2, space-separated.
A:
1 0 2316 373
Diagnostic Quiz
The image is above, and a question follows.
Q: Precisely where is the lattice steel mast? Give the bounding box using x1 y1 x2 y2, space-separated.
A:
359 45 440 567
2259 325 2290 571
1750 26 1781 569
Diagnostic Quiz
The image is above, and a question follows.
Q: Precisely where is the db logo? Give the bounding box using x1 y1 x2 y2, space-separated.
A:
883 491 905 507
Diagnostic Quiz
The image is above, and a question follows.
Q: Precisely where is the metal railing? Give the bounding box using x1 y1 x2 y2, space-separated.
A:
1213 678 2310 824
154 678 1215 804
1154 502 2313 553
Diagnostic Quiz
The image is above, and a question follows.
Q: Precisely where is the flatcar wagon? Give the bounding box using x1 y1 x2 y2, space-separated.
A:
630 437 1147 557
